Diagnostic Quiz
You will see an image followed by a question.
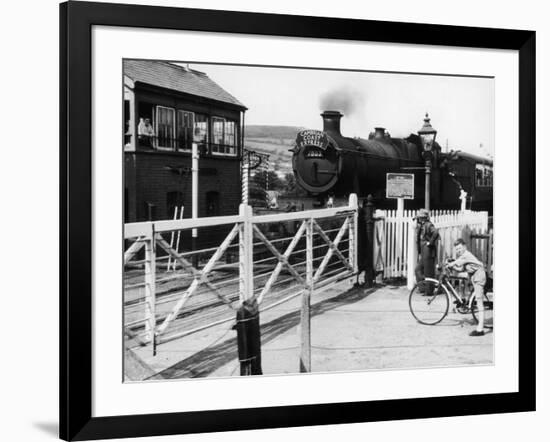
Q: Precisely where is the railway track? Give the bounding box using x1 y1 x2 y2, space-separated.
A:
124 260 353 348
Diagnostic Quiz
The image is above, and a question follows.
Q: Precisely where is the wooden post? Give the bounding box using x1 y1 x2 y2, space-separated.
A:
238 204 254 304
236 203 261 375
191 142 199 267
365 195 375 287
172 206 184 271
300 217 313 373
397 198 404 217
407 220 417 290
167 206 178 271
348 193 358 273
396 198 404 276
460 190 468 212
143 223 157 355
373 217 383 283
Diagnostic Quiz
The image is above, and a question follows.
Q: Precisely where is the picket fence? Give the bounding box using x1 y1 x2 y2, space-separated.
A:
372 210 490 288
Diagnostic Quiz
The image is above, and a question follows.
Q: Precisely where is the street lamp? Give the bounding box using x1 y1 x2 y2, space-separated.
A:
418 113 437 210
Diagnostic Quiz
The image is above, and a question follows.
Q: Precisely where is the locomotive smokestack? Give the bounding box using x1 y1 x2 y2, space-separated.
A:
374 127 386 139
321 110 343 136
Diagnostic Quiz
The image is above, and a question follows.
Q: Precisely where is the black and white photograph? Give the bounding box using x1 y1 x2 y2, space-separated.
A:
1 0 542 440
123 59 495 381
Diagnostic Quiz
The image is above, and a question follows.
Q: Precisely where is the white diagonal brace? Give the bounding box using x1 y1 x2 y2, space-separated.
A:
155 236 198 277
156 224 239 336
252 225 305 287
155 235 236 308
124 237 145 265
257 220 307 304
312 219 353 273
313 217 350 282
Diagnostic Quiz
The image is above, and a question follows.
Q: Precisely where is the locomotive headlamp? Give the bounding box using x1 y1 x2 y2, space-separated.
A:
418 113 437 152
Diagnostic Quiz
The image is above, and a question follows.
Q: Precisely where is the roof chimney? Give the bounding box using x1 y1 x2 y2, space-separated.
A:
321 110 343 136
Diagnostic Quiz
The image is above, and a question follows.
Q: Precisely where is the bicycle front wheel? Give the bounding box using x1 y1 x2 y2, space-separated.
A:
409 279 450 325
471 293 494 329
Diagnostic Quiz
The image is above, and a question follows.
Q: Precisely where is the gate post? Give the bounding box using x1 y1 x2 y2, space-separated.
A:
238 204 254 302
236 203 262 375
299 217 314 373
348 193 359 273
143 223 157 355
365 195 375 287
406 220 418 290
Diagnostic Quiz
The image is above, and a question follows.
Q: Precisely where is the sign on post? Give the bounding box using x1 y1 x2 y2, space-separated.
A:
386 173 414 216
386 173 415 200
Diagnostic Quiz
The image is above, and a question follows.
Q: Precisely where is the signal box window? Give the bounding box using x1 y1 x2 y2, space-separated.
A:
124 100 131 147
177 110 194 152
212 117 224 149
137 102 155 148
156 106 175 150
211 117 237 156
475 164 493 187
194 114 209 152
224 121 236 153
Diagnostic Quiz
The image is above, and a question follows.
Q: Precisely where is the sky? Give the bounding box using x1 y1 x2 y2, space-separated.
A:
186 63 495 157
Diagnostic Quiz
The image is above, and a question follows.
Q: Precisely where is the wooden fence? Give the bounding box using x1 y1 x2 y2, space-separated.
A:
372 210 490 288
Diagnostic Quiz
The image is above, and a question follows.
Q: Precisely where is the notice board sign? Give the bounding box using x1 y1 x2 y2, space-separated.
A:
386 173 414 199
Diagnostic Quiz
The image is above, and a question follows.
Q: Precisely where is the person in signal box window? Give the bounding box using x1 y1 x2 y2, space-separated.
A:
138 117 155 147
414 209 440 296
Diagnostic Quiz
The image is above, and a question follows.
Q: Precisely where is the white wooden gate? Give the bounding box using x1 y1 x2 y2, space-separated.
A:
124 194 358 354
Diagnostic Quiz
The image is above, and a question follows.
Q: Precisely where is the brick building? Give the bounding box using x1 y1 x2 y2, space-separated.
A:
123 59 247 223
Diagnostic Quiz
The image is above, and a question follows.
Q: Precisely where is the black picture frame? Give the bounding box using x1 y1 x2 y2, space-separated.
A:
60 1 536 440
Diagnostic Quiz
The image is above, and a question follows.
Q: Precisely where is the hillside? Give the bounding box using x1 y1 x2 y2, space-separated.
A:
244 125 305 176
245 125 305 139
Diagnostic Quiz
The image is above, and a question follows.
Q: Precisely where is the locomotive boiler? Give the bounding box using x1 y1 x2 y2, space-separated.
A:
291 111 493 212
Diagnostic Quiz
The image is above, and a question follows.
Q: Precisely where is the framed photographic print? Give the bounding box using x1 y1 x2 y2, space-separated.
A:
60 1 536 440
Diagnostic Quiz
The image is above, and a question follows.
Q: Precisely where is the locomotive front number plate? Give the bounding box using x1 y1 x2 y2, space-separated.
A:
386 173 415 199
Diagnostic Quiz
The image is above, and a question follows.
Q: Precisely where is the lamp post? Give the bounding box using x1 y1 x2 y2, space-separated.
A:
418 113 437 210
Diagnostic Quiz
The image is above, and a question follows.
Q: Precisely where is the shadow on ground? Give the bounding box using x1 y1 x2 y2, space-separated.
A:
148 284 377 379
33 422 58 438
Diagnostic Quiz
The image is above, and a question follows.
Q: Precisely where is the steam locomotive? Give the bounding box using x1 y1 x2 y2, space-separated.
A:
291 111 493 212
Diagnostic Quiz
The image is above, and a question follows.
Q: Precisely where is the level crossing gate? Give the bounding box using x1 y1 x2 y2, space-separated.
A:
124 194 358 359
124 194 491 371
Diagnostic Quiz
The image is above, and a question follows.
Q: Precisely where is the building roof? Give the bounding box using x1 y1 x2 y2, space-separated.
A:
124 59 246 109
450 150 493 165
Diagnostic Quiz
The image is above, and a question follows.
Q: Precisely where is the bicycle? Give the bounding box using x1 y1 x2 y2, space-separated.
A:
408 261 494 327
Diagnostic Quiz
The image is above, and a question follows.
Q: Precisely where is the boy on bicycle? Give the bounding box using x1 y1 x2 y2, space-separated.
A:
446 238 487 336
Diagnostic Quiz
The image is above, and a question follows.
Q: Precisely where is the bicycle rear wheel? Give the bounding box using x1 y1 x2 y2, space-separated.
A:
409 279 450 325
471 293 494 329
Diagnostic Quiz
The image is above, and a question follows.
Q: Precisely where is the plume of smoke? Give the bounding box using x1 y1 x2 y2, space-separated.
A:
319 85 366 116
